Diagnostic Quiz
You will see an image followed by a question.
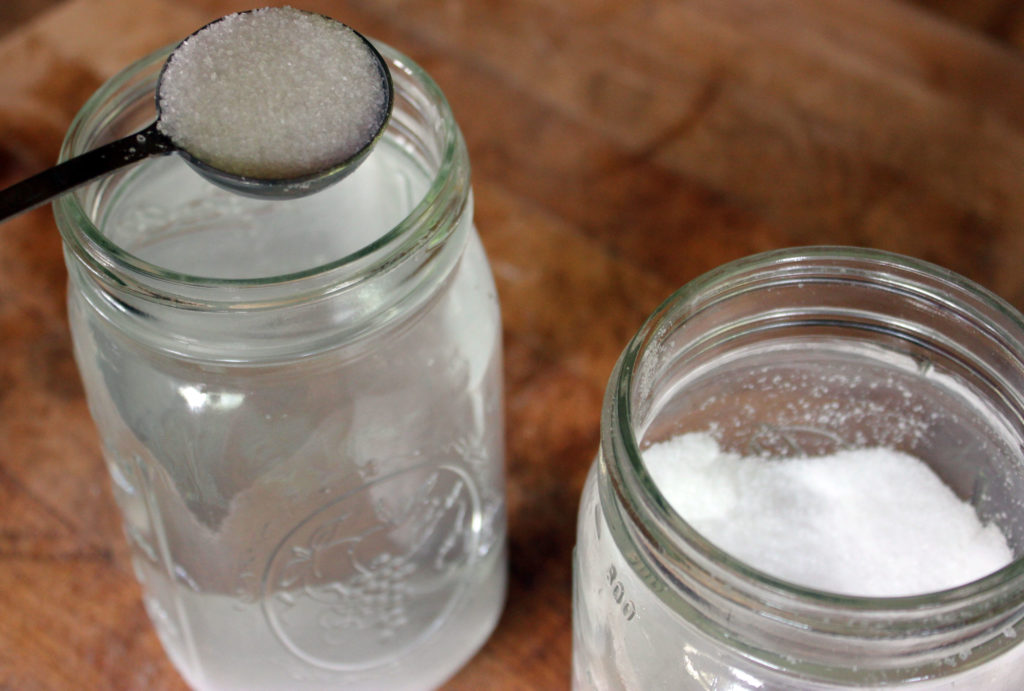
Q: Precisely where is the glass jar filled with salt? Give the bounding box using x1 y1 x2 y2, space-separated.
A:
56 8 505 691
573 247 1024 689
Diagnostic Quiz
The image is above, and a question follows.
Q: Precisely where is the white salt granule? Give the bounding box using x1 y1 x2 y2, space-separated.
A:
643 432 1013 597
158 7 388 179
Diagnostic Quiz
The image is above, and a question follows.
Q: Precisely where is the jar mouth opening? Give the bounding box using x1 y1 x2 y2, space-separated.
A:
610 245 1024 613
55 40 462 290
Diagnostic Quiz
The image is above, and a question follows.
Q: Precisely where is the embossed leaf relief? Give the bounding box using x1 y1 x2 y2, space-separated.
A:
262 464 480 671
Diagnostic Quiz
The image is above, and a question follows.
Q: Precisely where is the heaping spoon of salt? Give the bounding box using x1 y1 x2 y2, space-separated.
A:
0 7 394 221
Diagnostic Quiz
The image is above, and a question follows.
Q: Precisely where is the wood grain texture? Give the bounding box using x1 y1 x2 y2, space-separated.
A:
3 0 1024 689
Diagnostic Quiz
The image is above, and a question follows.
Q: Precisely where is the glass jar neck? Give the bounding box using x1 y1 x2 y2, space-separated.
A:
55 42 471 361
600 247 1024 683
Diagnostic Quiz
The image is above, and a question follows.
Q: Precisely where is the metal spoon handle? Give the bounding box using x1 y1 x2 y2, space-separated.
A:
0 122 175 222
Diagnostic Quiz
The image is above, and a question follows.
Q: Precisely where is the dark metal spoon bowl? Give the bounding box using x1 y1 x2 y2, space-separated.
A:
0 14 393 222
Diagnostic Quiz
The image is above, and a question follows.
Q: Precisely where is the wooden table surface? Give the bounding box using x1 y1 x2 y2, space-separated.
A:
5 0 1024 689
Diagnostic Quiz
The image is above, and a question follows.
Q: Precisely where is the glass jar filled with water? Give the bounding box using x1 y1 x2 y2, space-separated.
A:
573 247 1024 689
56 37 506 691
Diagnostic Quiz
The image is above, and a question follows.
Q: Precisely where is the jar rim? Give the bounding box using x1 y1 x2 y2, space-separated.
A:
54 40 466 294
607 245 1024 613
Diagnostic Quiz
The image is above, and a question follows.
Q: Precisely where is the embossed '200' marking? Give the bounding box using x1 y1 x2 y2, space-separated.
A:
606 565 636 622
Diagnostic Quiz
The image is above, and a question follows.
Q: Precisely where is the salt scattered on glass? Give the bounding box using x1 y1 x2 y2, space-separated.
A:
157 6 389 179
643 432 1013 597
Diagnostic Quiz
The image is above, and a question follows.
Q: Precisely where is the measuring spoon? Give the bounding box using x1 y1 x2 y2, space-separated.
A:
0 10 393 222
